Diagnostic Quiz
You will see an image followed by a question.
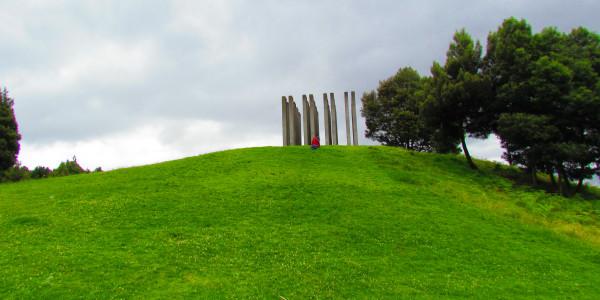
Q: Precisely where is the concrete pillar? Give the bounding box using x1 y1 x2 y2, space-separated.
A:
344 92 351 146
295 102 301 145
351 91 359 146
288 96 296 145
296 104 301 145
282 96 289 146
323 93 331 145
330 92 338 145
302 95 311 145
309 94 319 139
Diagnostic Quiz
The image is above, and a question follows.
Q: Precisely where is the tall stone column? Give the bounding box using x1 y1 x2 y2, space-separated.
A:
330 92 338 145
323 93 331 145
288 96 297 145
282 96 289 146
351 91 359 145
309 94 319 140
302 95 311 145
296 109 302 145
296 102 301 145
344 92 351 145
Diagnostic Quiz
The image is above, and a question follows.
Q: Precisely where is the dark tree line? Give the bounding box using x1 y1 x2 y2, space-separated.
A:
2 156 101 183
0 88 21 173
0 88 101 183
362 18 600 196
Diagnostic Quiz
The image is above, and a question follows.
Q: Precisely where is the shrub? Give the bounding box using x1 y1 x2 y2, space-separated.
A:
31 166 52 179
52 157 88 177
1 163 30 182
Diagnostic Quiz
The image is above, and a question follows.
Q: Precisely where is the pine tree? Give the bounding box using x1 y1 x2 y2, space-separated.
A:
0 88 21 173
422 30 491 169
362 67 433 151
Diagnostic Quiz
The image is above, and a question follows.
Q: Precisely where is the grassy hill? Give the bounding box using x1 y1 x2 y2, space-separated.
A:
1 146 600 298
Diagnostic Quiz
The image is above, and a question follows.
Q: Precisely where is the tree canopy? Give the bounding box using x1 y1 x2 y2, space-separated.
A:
422 29 491 169
0 88 21 173
484 19 600 194
362 67 433 151
361 17 600 195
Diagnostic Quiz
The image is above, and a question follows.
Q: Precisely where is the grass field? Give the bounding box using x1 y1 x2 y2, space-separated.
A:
1 146 600 298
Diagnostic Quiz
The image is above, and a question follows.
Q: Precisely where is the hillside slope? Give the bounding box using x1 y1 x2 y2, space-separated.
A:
1 146 600 298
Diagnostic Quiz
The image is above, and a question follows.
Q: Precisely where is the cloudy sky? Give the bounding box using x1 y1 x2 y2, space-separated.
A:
1 0 599 171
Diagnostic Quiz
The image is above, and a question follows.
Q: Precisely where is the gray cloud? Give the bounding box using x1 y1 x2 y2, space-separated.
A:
1 0 599 169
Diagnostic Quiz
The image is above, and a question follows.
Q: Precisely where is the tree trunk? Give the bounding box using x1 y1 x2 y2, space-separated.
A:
530 167 537 186
557 169 564 196
549 172 557 190
564 174 572 189
574 163 587 195
575 177 584 194
558 167 570 197
461 135 477 170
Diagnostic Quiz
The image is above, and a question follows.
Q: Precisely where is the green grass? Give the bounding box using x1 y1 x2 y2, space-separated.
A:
1 146 600 299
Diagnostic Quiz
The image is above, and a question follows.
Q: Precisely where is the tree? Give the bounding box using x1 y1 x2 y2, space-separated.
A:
422 30 491 168
31 166 52 179
361 18 598 195
557 27 600 193
421 63 462 154
483 18 535 118
0 88 21 173
484 19 569 186
0 163 30 182
51 156 88 177
484 18 600 194
362 67 433 151
496 113 560 185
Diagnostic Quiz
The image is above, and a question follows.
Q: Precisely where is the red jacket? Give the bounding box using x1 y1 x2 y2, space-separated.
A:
311 136 320 147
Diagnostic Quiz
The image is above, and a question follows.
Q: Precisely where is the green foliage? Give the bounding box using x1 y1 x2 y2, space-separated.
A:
0 158 99 184
364 19 598 186
361 67 432 151
51 157 88 177
31 166 52 179
0 88 21 172
422 30 491 168
0 147 599 298
496 113 559 170
1 163 30 182
484 18 600 194
483 17 534 115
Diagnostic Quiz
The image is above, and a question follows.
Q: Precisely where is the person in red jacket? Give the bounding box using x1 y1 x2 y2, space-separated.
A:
311 135 320 150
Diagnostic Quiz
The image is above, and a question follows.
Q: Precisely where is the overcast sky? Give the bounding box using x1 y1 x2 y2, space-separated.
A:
1 1 599 172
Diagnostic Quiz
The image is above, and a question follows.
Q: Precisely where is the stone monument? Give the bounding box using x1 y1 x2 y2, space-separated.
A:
309 94 319 141
282 91 358 146
344 92 351 145
330 93 338 145
281 95 302 145
323 93 331 145
302 95 311 145
351 91 359 146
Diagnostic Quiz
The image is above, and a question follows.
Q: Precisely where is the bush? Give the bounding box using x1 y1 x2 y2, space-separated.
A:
1 163 30 182
52 157 88 177
0 157 101 184
31 166 52 179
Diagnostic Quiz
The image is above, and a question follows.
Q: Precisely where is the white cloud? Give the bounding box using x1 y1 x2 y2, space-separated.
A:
1 0 599 179
467 135 505 163
19 119 280 170
5 38 158 97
